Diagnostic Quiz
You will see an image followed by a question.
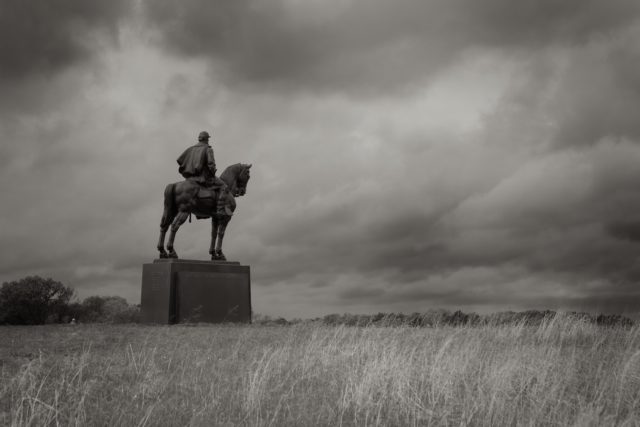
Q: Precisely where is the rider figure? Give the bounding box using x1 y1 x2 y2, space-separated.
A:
177 130 228 216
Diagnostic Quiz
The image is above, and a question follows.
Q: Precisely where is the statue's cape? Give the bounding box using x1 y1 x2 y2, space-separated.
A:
177 143 210 178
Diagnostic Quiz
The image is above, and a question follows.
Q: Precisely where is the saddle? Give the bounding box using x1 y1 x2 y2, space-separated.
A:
194 185 233 219
196 187 217 200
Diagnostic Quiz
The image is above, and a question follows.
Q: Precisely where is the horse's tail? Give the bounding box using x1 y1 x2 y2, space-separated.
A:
160 183 177 230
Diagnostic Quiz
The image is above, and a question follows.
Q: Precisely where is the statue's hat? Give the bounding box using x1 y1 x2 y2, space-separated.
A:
198 131 210 140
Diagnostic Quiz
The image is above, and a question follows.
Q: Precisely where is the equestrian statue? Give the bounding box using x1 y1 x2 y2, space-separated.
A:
157 130 251 260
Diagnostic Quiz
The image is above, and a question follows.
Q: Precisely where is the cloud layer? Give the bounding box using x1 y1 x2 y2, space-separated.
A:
143 0 640 95
0 0 129 80
1 1 640 317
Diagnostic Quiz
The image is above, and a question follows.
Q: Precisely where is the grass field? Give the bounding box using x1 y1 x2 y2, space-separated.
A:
1 315 639 426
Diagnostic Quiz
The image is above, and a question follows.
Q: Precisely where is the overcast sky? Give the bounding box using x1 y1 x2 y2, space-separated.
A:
1 0 640 318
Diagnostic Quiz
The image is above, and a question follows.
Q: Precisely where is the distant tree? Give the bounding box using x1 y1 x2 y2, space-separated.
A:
0 276 74 325
101 296 137 322
80 295 107 322
78 295 140 323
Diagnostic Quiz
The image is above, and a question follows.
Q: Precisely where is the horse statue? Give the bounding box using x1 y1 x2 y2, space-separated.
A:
157 163 251 260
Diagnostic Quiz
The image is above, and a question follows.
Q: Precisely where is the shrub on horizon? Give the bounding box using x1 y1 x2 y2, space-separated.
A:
316 309 635 328
76 296 140 323
0 276 74 325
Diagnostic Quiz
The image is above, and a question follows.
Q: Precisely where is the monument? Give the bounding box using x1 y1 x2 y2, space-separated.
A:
141 130 252 323
141 259 251 323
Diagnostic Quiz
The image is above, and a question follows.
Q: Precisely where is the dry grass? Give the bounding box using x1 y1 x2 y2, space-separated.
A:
1 314 639 426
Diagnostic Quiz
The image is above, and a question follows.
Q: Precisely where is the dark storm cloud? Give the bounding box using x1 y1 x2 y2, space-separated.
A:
142 0 640 95
0 0 130 81
411 141 640 288
243 130 640 314
607 221 640 242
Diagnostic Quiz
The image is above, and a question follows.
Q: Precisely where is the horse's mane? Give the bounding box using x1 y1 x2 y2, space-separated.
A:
220 163 248 184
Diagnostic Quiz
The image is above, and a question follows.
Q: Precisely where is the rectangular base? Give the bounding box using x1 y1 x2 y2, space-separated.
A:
141 259 251 324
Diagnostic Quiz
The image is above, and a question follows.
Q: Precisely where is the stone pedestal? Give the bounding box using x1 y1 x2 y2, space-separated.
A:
141 259 251 324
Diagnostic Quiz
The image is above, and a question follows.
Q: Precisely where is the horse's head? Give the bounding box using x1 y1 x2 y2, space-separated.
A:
234 163 251 196
220 163 252 197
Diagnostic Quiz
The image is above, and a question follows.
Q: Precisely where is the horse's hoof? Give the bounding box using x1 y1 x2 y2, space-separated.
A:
159 253 167 259
211 251 226 261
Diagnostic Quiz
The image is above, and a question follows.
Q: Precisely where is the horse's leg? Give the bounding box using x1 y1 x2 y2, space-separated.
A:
157 183 177 258
166 209 190 258
158 213 171 258
214 218 230 261
158 207 176 259
209 217 219 260
157 226 169 258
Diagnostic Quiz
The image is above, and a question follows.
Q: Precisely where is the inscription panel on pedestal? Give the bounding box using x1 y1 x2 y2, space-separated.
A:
141 264 174 323
149 271 164 292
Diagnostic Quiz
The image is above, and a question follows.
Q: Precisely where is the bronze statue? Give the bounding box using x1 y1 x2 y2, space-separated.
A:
157 131 251 260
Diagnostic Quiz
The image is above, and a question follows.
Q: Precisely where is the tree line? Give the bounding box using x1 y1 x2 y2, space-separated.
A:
0 276 139 325
310 310 635 328
254 310 635 328
1 276 635 327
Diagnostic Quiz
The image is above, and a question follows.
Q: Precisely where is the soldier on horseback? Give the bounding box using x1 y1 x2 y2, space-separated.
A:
157 130 250 260
176 130 228 217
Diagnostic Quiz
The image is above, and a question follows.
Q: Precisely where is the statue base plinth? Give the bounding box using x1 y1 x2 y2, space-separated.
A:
141 259 251 324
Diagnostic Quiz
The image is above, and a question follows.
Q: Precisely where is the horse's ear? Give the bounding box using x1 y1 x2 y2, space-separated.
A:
247 164 252 169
